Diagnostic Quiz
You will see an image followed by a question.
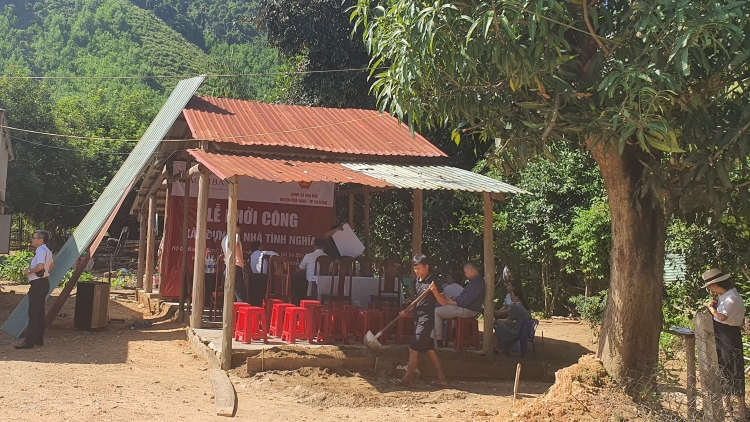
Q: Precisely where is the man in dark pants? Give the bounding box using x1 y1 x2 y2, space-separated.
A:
390 254 447 388
16 230 54 349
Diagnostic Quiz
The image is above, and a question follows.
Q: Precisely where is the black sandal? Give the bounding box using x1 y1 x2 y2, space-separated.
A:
428 381 447 389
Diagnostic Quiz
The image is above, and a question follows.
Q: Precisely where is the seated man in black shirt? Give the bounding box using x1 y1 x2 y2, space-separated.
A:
432 262 485 347
391 254 448 388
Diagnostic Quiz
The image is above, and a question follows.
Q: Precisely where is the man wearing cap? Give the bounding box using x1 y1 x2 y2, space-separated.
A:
702 268 746 420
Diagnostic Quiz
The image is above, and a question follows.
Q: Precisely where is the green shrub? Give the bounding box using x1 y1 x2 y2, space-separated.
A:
0 251 35 284
569 290 608 332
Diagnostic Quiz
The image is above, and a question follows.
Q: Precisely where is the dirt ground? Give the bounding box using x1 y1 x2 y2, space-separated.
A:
0 283 596 421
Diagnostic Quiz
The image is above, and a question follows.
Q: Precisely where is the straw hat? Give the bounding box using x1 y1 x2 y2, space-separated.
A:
701 268 730 288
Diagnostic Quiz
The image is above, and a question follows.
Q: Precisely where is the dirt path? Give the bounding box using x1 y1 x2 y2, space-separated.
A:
0 284 596 421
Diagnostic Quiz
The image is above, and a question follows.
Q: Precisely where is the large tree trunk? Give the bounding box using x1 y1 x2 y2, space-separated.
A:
590 143 666 390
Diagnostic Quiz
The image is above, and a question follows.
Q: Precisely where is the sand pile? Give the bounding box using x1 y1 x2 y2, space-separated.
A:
503 355 645 422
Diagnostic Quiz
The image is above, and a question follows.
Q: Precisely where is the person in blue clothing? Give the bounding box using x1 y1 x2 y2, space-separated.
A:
431 262 485 347
391 254 448 388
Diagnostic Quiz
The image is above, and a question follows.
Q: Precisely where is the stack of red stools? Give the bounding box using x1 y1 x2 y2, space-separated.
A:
233 302 253 331
269 302 295 337
355 309 385 342
234 306 268 344
263 298 284 323
281 307 313 344
318 307 349 344
445 317 480 350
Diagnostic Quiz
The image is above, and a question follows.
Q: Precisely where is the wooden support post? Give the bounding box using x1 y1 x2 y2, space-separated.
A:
144 194 157 293
190 170 209 328
136 211 146 289
221 176 239 370
686 334 697 419
364 187 370 256
412 189 423 258
348 194 354 228
178 164 192 323
513 363 522 401
695 312 722 422
482 192 496 356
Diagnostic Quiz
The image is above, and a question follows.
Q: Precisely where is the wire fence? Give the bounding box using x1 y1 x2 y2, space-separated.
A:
628 313 747 422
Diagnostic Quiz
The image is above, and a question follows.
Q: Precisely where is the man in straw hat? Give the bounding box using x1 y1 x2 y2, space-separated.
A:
702 268 746 419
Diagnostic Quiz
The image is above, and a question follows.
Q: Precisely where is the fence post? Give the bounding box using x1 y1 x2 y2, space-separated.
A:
695 312 723 422
669 327 697 419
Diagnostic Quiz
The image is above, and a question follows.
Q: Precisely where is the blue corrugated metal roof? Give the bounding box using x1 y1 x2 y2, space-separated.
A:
664 253 687 284
1 76 205 338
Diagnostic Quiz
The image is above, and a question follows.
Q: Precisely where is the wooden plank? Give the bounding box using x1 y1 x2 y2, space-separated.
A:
417 359 544 380
221 176 239 370
136 211 147 289
482 192 495 355
45 252 89 327
209 369 236 417
178 161 192 323
144 195 156 292
412 189 423 257
190 170 209 328
695 312 722 422
246 357 376 373
364 187 370 256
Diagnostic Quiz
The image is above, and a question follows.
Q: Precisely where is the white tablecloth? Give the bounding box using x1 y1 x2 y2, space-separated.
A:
316 276 401 308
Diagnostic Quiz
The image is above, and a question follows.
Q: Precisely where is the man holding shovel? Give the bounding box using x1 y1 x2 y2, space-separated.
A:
390 254 448 388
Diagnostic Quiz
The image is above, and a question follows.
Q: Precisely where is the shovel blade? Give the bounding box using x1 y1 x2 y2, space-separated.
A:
364 330 381 350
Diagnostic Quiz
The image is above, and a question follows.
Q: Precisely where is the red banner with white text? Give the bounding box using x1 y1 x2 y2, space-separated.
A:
160 193 334 299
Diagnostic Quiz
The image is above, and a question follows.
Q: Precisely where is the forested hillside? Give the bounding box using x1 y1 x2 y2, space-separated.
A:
0 0 280 237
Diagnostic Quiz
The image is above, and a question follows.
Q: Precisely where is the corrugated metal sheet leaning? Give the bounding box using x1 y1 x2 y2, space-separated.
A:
1 76 206 338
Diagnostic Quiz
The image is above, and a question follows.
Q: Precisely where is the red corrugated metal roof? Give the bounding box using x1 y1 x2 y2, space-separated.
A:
187 150 394 187
182 96 447 157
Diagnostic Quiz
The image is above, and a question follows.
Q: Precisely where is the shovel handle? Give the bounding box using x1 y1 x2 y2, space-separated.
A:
371 286 433 341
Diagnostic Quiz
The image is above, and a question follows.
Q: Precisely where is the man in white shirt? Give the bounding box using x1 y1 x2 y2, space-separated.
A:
221 226 247 303
16 230 54 349
293 239 327 303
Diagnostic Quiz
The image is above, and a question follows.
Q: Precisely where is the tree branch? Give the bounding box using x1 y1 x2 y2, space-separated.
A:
583 0 610 57
712 119 750 162
541 94 562 141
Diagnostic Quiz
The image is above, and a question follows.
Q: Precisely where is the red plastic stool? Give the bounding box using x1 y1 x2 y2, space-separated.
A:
396 312 415 344
318 307 349 344
269 303 295 337
281 307 313 344
263 298 285 321
234 306 268 344
446 317 480 350
233 302 254 337
341 305 361 338
355 309 385 342
299 300 320 309
302 303 323 342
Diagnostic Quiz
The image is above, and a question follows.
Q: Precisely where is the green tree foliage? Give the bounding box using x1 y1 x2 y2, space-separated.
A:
0 0 281 234
353 0 750 385
257 0 374 108
496 147 609 315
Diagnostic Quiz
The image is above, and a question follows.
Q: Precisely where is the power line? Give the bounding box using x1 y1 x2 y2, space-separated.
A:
9 134 134 155
0 67 381 80
2 113 383 143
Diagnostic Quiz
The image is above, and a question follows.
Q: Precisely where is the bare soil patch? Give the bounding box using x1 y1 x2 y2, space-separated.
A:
0 283 597 421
